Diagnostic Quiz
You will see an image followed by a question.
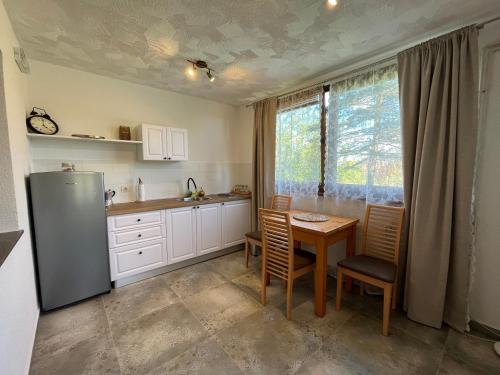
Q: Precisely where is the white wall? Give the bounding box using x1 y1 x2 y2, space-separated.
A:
27 61 252 202
0 1 40 374
469 21 500 331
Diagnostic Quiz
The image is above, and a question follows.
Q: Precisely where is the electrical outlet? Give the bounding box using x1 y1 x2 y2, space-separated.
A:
119 185 128 193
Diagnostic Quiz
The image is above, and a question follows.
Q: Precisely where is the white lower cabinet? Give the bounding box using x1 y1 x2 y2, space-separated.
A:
221 200 251 247
166 206 197 264
107 200 250 281
196 203 222 255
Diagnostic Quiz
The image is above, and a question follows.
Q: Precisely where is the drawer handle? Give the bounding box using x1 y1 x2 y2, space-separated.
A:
137 218 141 222
139 251 143 255
138 234 142 237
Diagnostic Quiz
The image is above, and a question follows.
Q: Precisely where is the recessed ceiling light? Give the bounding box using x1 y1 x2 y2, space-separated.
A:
327 0 338 8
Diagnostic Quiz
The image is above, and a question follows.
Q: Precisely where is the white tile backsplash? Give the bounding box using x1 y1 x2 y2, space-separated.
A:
31 157 251 203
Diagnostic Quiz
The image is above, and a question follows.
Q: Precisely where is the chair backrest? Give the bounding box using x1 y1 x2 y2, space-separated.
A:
271 194 292 211
361 204 405 265
259 208 293 280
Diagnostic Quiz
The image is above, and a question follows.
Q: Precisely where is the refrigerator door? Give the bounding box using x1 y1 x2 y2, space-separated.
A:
30 172 111 311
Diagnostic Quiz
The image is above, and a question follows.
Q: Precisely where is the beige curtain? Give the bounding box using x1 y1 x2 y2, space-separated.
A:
252 97 278 228
398 26 479 330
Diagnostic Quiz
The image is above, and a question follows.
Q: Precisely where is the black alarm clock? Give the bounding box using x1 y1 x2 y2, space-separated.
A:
26 107 59 135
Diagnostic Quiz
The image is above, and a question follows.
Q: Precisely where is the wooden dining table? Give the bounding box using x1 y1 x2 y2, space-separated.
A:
289 210 360 317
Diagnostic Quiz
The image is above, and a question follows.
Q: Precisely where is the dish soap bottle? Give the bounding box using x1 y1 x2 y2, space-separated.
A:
137 178 145 202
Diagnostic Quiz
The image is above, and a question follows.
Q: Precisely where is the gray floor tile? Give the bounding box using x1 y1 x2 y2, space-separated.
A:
146 337 244 375
216 307 321 375
440 330 500 375
33 298 109 360
316 313 444 375
231 269 315 316
338 287 450 348
292 298 356 340
103 276 180 328
29 252 494 375
30 333 120 375
205 250 254 280
111 302 208 374
183 282 261 334
161 262 227 299
294 343 375 375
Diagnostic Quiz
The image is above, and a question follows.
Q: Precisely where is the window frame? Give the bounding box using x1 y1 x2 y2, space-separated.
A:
275 63 403 202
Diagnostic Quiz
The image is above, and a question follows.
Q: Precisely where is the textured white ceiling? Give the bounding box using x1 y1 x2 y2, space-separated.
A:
4 0 500 105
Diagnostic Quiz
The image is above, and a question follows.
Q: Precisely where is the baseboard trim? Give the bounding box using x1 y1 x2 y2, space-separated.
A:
114 244 244 288
469 320 500 340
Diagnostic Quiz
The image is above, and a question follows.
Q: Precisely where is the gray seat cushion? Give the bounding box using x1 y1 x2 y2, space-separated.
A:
338 255 396 283
245 231 262 242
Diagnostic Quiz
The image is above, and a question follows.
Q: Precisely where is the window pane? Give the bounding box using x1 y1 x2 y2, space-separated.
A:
326 64 403 203
275 103 321 196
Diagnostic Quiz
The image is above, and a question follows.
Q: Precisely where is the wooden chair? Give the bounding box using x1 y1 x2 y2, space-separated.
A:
259 208 316 320
244 194 292 268
335 204 404 336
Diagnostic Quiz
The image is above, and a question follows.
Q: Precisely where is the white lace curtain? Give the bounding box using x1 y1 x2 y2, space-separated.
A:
325 64 403 203
275 87 322 196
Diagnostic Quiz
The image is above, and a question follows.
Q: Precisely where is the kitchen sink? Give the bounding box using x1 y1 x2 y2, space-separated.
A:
175 196 212 202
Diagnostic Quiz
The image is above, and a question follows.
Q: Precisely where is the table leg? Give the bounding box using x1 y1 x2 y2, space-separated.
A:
314 238 328 317
345 226 356 292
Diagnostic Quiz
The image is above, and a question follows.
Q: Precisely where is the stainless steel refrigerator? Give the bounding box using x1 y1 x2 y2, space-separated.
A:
30 172 111 311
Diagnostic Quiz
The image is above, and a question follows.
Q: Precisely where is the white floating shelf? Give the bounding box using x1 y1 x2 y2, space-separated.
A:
27 133 142 144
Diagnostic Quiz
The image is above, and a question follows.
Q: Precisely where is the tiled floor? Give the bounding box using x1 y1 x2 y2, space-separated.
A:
29 250 500 375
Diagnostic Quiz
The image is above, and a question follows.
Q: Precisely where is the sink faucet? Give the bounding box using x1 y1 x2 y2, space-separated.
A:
187 177 197 194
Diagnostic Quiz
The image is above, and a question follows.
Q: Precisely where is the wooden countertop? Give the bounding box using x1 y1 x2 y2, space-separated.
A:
106 194 251 216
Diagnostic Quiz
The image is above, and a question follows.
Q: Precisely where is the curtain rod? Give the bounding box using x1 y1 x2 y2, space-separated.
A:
477 15 500 29
245 14 500 108
245 55 396 108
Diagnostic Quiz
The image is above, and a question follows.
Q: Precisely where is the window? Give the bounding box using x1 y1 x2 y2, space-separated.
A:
275 98 321 196
275 63 403 203
326 64 403 202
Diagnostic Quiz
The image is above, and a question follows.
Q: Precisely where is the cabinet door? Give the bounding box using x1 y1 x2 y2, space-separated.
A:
143 124 167 160
196 204 222 255
167 127 188 161
221 200 251 248
166 206 197 264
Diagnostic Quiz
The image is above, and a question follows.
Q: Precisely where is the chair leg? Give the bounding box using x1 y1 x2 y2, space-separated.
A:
266 272 271 286
261 270 268 306
382 284 393 336
336 268 343 311
286 278 294 320
392 280 397 310
245 239 250 268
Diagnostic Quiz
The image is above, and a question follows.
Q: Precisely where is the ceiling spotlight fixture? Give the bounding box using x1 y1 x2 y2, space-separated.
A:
187 64 196 77
327 0 338 7
186 59 215 82
207 69 215 82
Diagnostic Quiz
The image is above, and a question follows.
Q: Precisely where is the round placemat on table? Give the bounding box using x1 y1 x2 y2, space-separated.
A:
293 213 330 222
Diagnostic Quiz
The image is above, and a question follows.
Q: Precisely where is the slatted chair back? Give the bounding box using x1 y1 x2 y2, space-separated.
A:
361 204 405 265
259 208 293 281
271 194 292 211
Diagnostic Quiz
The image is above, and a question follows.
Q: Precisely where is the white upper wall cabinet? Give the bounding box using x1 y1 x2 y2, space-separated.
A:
136 124 188 161
167 128 189 161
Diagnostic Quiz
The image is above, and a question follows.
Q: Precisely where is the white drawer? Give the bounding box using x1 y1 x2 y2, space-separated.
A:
107 210 164 231
109 238 167 281
109 224 164 248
